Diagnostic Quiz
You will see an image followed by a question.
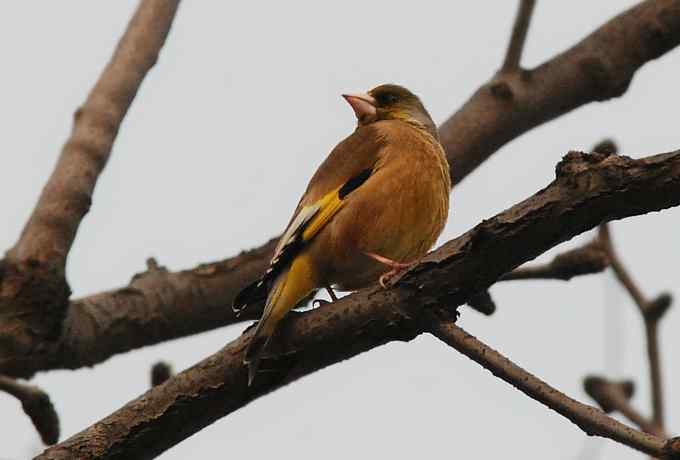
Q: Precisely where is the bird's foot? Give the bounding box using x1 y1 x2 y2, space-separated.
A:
377 266 415 288
364 252 417 288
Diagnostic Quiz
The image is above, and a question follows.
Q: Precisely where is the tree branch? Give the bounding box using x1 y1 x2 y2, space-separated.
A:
599 224 649 312
0 0 181 373
37 149 680 459
0 375 59 445
4 0 680 380
599 223 671 432
441 0 680 184
500 236 608 281
584 375 664 437
0 239 275 378
430 322 675 458
7 0 180 270
501 0 536 72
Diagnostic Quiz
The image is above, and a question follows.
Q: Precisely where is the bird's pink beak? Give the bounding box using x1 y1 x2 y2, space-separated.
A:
342 93 377 123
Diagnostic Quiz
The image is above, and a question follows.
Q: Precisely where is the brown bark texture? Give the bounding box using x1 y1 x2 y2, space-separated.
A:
2 0 679 380
38 149 680 459
0 0 181 377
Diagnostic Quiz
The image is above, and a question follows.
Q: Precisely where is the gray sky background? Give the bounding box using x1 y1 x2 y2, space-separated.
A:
1 2 678 459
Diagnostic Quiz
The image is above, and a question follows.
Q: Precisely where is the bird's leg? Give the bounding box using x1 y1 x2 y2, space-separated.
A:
364 252 417 288
313 286 338 308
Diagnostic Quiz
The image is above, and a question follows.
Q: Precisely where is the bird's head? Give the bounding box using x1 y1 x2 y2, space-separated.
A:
342 84 436 137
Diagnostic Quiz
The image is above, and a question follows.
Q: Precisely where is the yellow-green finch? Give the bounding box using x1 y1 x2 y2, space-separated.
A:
234 84 451 384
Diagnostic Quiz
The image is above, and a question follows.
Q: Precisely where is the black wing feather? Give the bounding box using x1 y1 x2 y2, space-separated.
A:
232 167 373 313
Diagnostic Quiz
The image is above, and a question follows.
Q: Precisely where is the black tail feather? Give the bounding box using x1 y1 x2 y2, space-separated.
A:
245 332 270 385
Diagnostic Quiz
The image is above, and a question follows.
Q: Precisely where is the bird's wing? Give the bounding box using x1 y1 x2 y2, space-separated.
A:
232 125 385 311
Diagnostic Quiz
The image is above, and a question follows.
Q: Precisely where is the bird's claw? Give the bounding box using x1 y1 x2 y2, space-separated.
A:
364 251 417 288
378 269 403 288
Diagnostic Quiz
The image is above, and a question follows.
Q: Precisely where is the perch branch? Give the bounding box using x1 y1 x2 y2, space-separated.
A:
4 0 680 379
7 146 680 378
37 149 680 459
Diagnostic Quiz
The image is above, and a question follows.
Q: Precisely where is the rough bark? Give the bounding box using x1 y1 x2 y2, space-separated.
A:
4 0 679 379
38 149 680 459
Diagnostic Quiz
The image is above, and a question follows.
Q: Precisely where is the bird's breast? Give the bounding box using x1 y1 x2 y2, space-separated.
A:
317 134 451 290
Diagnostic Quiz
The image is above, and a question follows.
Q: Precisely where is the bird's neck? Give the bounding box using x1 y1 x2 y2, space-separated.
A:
388 111 439 141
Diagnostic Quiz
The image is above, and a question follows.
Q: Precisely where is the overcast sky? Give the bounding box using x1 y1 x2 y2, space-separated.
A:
1 1 679 459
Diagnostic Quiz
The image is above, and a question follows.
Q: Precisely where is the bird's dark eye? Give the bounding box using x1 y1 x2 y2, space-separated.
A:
377 92 399 106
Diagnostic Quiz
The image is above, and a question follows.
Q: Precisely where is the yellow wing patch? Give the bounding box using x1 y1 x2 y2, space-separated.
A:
301 186 344 242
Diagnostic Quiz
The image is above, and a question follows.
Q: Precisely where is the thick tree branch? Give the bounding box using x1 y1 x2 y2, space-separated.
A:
440 0 680 184
7 0 180 270
501 0 536 72
4 0 680 380
37 149 680 459
0 375 59 445
0 0 181 373
7 145 680 379
431 322 675 458
0 239 275 378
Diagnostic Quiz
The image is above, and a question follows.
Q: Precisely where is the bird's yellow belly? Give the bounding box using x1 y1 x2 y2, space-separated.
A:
318 151 450 290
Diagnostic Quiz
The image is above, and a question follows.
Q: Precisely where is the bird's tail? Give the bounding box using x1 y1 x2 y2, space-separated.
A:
244 253 316 385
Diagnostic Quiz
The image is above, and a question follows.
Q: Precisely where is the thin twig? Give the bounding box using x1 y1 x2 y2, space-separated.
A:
584 376 663 437
500 237 608 281
646 321 664 428
599 223 669 431
0 375 59 445
599 224 648 313
429 320 676 458
502 0 536 71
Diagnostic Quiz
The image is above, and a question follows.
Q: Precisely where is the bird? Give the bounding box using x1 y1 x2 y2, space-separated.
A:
233 84 451 385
